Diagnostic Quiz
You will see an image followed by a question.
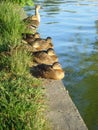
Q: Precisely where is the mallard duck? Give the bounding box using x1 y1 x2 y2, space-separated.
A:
22 32 40 43
32 48 58 65
30 62 65 80
24 37 53 52
27 37 53 52
30 37 53 49
22 32 40 39
23 5 41 29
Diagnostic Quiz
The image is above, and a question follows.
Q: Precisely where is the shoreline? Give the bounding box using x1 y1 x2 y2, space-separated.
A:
43 79 88 130
21 8 88 130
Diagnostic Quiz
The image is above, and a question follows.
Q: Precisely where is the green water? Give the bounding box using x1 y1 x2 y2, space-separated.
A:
26 0 98 129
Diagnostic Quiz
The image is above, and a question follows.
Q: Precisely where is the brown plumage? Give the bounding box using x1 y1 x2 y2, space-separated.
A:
22 32 40 43
32 48 58 65
21 40 52 53
23 5 41 29
30 37 53 51
30 62 65 80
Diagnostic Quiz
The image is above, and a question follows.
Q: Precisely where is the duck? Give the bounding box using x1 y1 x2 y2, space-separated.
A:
32 48 58 65
22 32 40 39
30 37 53 49
22 32 40 43
23 5 41 29
30 37 53 51
30 62 65 80
23 37 54 52
31 36 52 44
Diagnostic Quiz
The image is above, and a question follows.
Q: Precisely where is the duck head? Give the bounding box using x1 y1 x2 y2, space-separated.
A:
52 62 62 70
47 48 56 56
34 33 40 38
46 37 52 43
35 5 41 10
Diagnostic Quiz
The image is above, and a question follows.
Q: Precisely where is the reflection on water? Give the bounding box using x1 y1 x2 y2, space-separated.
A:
27 0 98 129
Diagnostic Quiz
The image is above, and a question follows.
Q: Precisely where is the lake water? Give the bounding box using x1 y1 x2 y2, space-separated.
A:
26 0 98 130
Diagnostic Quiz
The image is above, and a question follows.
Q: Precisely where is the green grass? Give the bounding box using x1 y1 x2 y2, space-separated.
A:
0 0 34 6
0 72 45 130
0 2 26 51
10 46 31 76
0 1 51 130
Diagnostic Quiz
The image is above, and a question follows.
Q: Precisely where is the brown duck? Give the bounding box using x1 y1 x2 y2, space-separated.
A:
23 5 41 29
30 62 65 80
22 41 53 53
32 48 58 65
22 32 40 43
30 37 53 51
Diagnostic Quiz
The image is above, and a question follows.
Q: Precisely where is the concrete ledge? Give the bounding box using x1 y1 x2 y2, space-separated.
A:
43 79 88 130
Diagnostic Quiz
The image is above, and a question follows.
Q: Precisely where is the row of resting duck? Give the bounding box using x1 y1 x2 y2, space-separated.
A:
22 5 65 80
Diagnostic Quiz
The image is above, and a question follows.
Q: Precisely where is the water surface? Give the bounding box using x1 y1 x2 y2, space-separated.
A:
26 0 98 129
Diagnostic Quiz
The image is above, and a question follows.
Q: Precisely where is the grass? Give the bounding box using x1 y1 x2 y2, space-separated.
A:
0 1 50 130
0 0 34 6
0 2 26 51
10 46 31 76
0 72 44 130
